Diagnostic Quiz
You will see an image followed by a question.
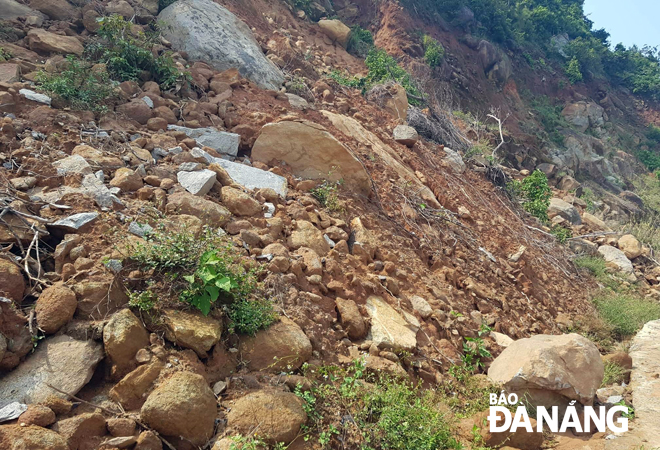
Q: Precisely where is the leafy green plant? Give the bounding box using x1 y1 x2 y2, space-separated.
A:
228 434 267 450
35 56 114 111
423 35 445 68
594 293 660 338
0 47 11 62
180 249 258 315
462 324 492 372
647 124 660 144
616 399 635 419
565 56 583 84
347 26 374 58
227 298 277 335
580 187 597 212
508 169 552 221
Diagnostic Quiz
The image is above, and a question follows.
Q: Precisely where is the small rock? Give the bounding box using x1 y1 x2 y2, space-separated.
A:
221 186 262 216
167 125 239 157
19 89 51 105
35 284 77 334
50 212 98 232
162 309 222 357
104 309 150 378
393 125 419 147
409 295 432 319
336 298 367 340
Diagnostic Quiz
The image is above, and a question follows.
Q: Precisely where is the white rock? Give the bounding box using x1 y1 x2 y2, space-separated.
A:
409 295 432 319
393 125 419 147
167 126 239 157
177 169 216 196
19 89 51 105
53 155 92 176
365 296 417 351
598 245 634 277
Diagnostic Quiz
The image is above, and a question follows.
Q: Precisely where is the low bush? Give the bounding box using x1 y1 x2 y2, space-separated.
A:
594 293 660 338
227 298 277 335
35 56 114 111
347 26 374 58
550 225 572 244
423 35 445 68
508 169 552 221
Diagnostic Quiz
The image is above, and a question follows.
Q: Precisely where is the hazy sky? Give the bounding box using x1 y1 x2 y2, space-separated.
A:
584 0 660 48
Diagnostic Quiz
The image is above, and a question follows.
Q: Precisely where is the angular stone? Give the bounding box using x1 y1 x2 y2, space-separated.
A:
618 234 643 259
162 309 222 357
0 335 103 409
0 63 20 83
104 309 150 377
27 29 83 55
109 362 164 411
50 212 98 232
158 0 284 90
209 159 288 197
0 259 25 303
52 155 93 176
288 220 331 257
252 120 371 194
365 296 417 351
167 125 239 156
488 333 603 406
548 198 581 225
166 192 231 226
581 212 609 232
220 186 262 216
238 317 312 372
409 295 432 319
335 298 367 340
177 169 216 196
19 89 51 105
393 125 419 147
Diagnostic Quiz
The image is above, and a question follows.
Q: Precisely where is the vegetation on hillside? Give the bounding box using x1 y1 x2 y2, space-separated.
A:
400 0 660 100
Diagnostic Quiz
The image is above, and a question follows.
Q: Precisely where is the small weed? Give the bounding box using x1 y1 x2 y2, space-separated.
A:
616 399 634 419
601 360 628 387
462 324 493 372
227 298 277 335
443 365 500 418
128 289 158 312
594 293 660 338
228 434 267 450
310 179 343 211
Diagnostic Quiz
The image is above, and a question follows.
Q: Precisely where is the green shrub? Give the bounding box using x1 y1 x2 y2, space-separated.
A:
128 290 158 312
565 56 583 84
347 26 374 58
227 298 277 335
508 169 552 221
637 149 660 172
36 56 114 111
647 124 660 144
550 225 572 243
310 180 342 211
89 15 183 89
594 294 660 338
423 35 445 68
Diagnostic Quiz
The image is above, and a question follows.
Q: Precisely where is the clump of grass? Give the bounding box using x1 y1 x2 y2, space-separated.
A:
594 293 660 338
601 360 628 387
227 298 278 336
574 255 607 278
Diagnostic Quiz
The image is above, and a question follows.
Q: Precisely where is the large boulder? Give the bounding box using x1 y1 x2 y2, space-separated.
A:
103 309 150 377
140 371 216 446
158 0 284 90
0 0 45 20
477 40 512 86
488 333 603 406
547 198 581 225
365 296 417 351
252 120 371 194
0 258 25 302
161 309 222 357
561 101 606 132
318 19 351 48
29 0 79 20
27 29 83 55
598 245 634 276
238 317 312 372
35 284 77 334
226 391 306 444
166 192 231 226
0 335 104 409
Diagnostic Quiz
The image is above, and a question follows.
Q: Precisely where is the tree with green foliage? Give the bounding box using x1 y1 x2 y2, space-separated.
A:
565 56 583 84
508 169 552 221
